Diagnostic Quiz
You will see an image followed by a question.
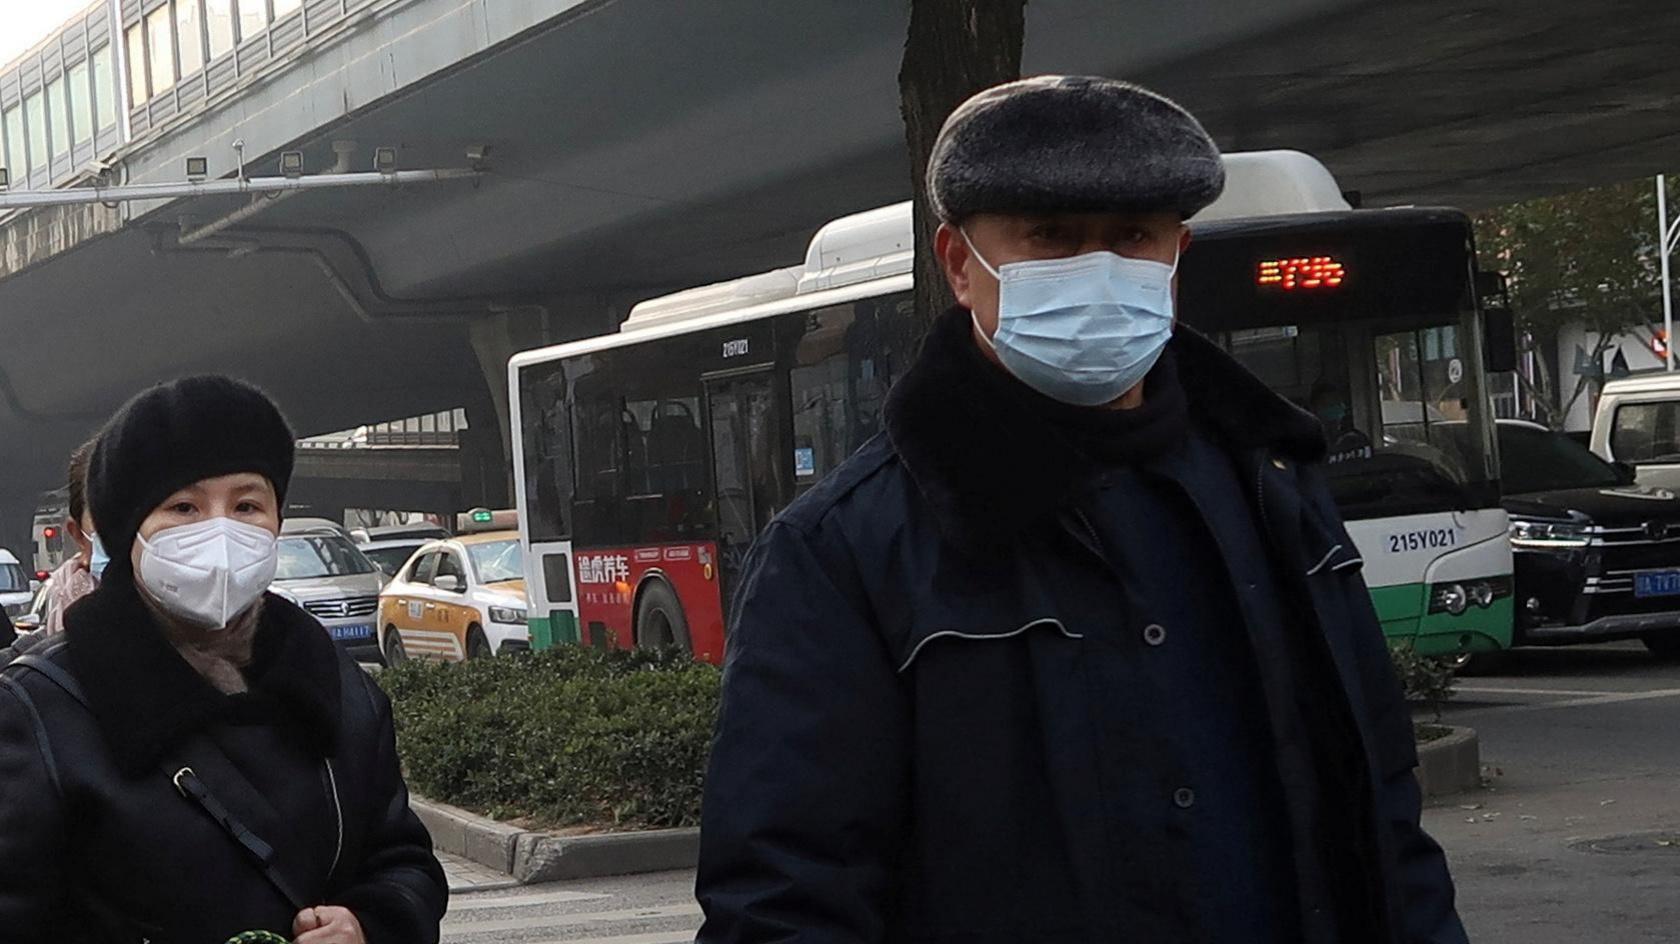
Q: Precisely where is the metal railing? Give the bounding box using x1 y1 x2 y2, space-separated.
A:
122 0 400 141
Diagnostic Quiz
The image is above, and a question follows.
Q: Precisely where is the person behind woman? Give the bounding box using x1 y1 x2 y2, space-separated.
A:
0 376 447 943
43 439 103 635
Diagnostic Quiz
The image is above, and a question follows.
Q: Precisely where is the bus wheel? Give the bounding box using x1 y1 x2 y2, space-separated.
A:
383 627 408 665
467 625 493 660
635 580 692 654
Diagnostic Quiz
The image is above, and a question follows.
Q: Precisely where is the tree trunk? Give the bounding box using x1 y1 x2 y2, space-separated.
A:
899 0 1027 335
1515 371 1556 426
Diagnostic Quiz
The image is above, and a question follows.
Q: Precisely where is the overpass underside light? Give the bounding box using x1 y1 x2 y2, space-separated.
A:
0 167 481 210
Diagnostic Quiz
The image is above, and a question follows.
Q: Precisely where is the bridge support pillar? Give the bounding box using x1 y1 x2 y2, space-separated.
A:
464 298 623 511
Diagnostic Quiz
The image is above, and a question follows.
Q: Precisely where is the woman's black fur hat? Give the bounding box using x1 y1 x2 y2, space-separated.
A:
88 375 295 580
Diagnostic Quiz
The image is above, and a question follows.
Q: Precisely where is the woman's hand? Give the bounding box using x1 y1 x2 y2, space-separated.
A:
292 905 367 944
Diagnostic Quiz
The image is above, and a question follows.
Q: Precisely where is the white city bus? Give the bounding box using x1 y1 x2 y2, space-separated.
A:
510 151 1514 663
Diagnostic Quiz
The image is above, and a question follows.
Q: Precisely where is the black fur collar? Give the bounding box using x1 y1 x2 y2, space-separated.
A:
884 307 1326 552
61 580 343 776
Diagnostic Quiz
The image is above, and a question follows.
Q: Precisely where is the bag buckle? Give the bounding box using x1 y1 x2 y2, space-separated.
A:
172 766 196 797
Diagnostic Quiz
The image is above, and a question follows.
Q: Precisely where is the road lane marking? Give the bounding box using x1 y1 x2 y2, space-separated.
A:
1453 687 1680 715
448 889 614 911
1455 686 1630 697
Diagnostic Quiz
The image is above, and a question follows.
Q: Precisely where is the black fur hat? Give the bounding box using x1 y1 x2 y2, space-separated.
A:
88 375 295 580
928 75 1225 223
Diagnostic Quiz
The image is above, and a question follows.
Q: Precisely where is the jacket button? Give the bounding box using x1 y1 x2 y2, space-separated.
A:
1142 623 1167 646
1173 787 1196 809
1271 457 1288 470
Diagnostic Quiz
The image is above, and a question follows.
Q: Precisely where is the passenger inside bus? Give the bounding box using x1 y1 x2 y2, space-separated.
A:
1309 380 1374 464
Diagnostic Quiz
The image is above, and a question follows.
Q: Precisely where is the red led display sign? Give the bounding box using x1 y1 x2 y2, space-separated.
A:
1257 256 1346 290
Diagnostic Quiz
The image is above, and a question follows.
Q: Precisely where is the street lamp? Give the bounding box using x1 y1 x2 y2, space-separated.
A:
1658 174 1680 371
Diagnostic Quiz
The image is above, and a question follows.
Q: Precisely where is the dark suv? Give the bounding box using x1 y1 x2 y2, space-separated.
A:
1498 420 1680 658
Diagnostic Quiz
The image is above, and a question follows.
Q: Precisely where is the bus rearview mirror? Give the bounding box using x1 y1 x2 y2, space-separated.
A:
1483 307 1517 373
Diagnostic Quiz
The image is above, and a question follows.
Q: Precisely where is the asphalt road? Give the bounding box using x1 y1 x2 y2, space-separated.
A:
1428 641 1680 944
443 640 1680 942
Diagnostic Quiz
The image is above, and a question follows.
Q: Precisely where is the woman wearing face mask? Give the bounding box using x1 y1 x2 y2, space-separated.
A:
42 439 104 636
0 376 447 944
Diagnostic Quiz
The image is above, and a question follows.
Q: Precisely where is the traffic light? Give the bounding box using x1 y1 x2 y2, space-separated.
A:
42 526 58 540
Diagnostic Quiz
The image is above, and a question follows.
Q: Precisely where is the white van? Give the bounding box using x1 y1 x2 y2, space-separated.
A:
1591 374 1680 492
0 549 34 620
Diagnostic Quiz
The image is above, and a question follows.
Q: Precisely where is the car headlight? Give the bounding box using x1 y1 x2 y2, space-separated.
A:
1509 519 1591 549
488 606 527 625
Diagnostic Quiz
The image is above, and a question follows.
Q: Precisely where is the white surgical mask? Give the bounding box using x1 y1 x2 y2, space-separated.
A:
137 517 279 629
966 230 1179 407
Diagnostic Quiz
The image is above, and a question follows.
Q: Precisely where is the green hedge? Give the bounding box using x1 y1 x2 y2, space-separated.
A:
1389 644 1456 719
380 647 721 829
383 640 1452 830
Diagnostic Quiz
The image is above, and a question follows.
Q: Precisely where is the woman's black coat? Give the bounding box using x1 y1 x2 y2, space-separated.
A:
0 580 447 943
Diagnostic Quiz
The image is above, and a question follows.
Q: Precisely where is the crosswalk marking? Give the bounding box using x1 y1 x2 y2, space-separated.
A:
448 889 613 911
444 902 702 935
516 933 694 944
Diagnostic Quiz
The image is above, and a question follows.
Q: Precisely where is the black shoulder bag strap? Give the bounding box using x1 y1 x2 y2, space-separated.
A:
170 766 307 912
8 651 89 710
8 651 309 914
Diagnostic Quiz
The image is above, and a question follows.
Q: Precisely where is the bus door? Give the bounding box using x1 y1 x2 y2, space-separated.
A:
704 369 785 596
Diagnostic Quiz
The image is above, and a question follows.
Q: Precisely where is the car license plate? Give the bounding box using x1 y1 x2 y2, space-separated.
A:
1634 570 1680 598
331 623 374 641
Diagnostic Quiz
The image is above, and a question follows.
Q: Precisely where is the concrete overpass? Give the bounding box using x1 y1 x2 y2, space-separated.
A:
3 0 1680 549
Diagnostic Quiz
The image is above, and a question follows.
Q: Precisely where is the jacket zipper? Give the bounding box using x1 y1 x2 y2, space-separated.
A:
324 758 344 879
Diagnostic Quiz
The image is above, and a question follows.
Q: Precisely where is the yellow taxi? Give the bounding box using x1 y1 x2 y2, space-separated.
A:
376 530 528 663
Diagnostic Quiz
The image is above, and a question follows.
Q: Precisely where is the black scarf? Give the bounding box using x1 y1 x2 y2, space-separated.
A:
885 306 1326 554
61 580 344 777
953 311 1190 467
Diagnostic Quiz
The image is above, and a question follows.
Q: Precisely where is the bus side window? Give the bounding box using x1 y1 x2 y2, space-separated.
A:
645 400 705 492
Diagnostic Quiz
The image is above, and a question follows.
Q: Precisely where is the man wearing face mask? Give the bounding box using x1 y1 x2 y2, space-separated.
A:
41 439 105 636
0 376 446 943
696 77 1466 944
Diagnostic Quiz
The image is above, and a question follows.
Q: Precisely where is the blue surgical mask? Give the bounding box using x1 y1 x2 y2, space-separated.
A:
87 532 110 580
966 231 1179 407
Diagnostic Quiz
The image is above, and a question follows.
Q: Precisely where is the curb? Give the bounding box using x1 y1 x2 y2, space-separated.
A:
412 797 523 875
516 827 701 884
413 797 700 883
1416 725 1481 797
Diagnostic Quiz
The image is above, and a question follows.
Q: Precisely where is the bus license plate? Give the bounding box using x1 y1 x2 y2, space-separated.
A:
1634 571 1680 598
331 623 374 641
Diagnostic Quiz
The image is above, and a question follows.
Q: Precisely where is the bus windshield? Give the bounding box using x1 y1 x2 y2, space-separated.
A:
1211 319 1495 518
